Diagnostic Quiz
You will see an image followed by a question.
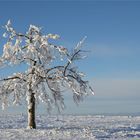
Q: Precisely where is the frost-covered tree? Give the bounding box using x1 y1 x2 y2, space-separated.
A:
0 20 94 129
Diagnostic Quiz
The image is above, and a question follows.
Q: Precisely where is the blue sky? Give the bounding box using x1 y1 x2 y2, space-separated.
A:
0 1 140 115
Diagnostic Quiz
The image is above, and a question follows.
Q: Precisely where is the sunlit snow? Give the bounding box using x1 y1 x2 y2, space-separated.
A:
0 114 140 140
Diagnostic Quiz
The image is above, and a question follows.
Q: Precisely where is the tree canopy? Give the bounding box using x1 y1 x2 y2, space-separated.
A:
0 20 94 112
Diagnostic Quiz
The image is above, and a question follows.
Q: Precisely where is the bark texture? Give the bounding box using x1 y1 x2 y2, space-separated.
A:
27 93 36 129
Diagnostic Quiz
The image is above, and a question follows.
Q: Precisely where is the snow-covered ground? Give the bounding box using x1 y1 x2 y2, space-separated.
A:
0 114 140 140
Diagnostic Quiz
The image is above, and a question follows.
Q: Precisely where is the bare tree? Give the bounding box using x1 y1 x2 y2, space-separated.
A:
0 20 94 129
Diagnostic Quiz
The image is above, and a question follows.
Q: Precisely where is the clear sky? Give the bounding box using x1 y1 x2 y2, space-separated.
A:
0 0 140 115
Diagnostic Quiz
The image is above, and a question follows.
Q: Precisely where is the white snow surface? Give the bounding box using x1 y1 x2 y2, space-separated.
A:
0 114 140 140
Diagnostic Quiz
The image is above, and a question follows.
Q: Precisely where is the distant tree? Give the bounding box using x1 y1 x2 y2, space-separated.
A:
0 20 94 129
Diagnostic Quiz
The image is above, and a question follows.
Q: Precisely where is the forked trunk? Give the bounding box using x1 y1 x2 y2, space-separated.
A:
27 92 36 129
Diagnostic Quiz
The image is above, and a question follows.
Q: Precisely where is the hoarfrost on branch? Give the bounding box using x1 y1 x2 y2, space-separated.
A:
0 20 94 111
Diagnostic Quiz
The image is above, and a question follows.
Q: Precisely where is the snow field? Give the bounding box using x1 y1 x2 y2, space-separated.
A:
0 114 140 140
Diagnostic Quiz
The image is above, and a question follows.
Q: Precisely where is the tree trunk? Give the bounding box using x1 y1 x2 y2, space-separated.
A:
27 92 36 129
